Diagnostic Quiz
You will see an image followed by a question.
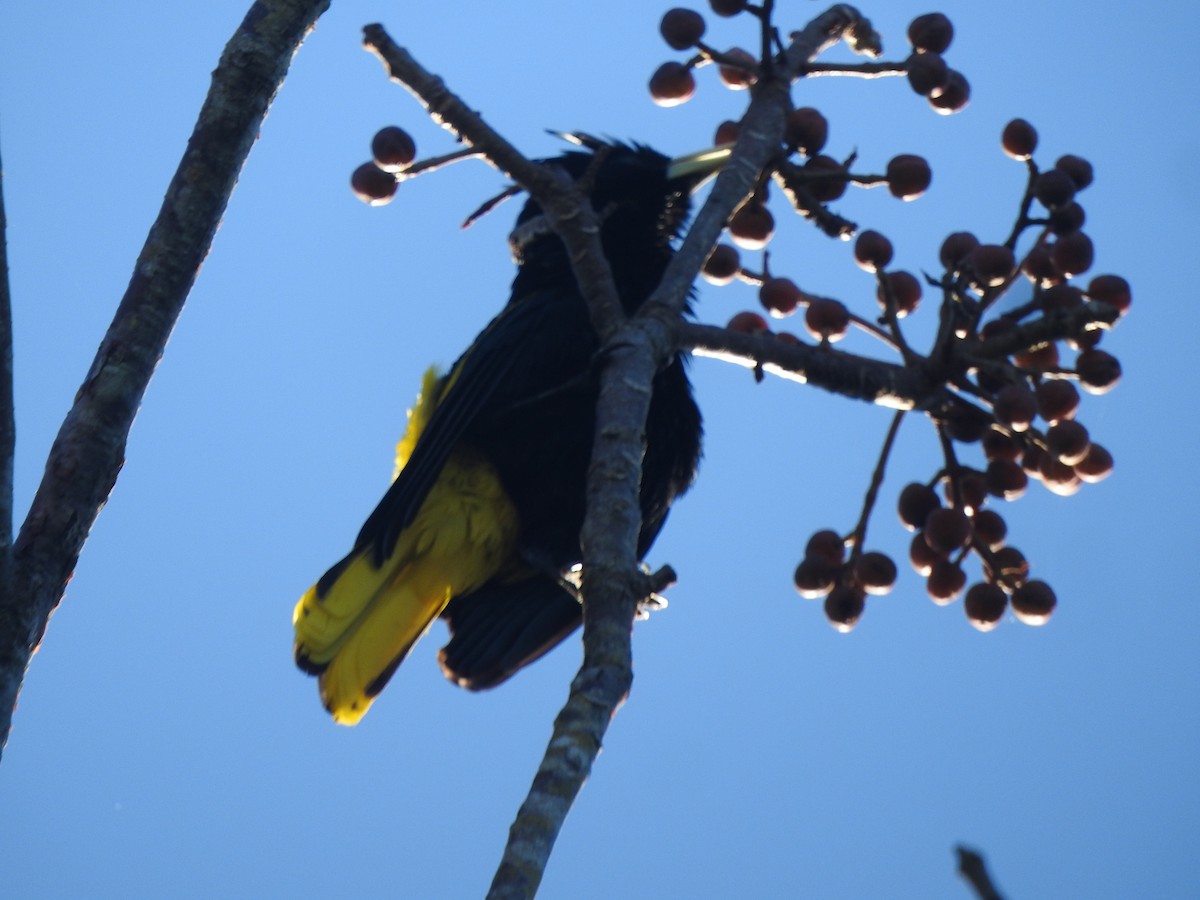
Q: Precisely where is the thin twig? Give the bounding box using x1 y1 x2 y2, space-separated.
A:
396 146 486 181
511 7 881 897
936 423 964 508
847 410 906 557
1001 159 1042 251
771 164 859 239
873 269 917 360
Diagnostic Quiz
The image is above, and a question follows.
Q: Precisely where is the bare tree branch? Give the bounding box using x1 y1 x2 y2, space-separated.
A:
0 138 13 603
0 0 331 760
682 321 955 410
500 7 884 897
364 9 887 897
362 24 629 341
956 845 1006 900
357 25 695 897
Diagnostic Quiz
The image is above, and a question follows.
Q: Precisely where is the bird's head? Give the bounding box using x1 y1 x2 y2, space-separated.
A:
507 136 731 305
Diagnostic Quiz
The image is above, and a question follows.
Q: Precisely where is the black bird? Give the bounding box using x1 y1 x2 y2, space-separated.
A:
293 140 725 724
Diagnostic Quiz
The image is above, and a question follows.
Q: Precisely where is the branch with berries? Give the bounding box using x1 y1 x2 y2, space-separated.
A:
641 3 1127 634
350 3 1126 897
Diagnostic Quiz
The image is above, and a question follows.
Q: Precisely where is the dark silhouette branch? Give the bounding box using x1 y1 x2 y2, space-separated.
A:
682 322 956 411
849 409 906 556
0 0 331 760
971 302 1117 359
0 138 13 601
956 845 1006 900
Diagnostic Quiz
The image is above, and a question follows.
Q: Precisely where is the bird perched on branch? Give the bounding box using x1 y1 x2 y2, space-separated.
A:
293 139 727 724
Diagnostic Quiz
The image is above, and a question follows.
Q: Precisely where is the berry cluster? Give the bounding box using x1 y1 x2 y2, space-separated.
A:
784 115 1123 632
651 6 968 115
647 8 966 348
350 125 418 205
646 8 1127 632
902 13 969 115
794 529 898 632
349 6 1128 638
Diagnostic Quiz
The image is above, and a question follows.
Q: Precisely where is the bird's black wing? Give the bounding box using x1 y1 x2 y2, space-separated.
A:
353 286 593 566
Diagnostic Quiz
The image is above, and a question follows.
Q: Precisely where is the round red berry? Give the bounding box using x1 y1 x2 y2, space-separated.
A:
855 552 898 596
877 270 922 317
886 154 932 200
854 230 894 273
1001 119 1038 160
899 482 941 530
351 162 397 206
804 298 850 342
649 62 696 107
1086 274 1131 316
824 585 866 632
702 243 741 285
905 52 947 95
929 70 970 114
660 8 706 50
785 107 828 156
1011 580 1056 625
965 582 1008 631
727 310 769 334
371 126 417 172
908 13 954 53
719 48 757 90
728 202 775 250
759 277 802 318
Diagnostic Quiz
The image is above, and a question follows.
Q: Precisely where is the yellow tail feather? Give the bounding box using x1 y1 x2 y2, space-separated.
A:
311 561 452 725
294 446 520 725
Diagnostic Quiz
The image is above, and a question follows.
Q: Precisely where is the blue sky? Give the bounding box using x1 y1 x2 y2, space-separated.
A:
1 2 1196 898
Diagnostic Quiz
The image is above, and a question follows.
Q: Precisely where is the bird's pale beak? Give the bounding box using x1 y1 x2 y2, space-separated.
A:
667 144 735 189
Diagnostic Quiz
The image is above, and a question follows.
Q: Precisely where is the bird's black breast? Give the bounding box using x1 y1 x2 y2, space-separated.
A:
461 288 599 564
461 145 702 566
460 288 700 569
358 142 703 571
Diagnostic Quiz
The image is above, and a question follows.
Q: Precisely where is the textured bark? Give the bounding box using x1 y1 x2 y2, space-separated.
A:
487 7 887 897
0 0 331 760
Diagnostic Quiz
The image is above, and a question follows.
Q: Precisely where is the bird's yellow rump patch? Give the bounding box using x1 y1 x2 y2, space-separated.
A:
293 368 519 725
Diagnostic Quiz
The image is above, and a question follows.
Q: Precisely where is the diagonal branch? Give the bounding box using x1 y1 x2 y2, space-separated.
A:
362 24 628 340
956 845 1007 900
362 9 883 898
357 28 676 896
647 3 880 321
0 137 14 590
0 0 331 760
499 7 882 898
